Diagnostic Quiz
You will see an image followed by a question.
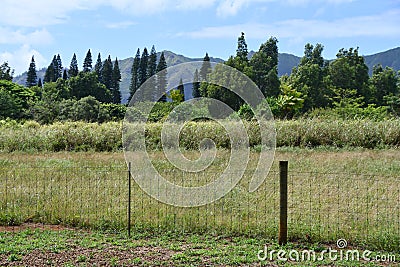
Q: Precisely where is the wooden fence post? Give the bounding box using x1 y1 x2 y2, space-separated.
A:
128 162 132 238
279 161 288 245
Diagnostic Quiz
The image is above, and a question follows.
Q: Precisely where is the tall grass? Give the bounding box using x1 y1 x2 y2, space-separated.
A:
1 119 400 152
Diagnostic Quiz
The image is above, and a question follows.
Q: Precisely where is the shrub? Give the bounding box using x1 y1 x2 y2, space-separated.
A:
1 119 400 152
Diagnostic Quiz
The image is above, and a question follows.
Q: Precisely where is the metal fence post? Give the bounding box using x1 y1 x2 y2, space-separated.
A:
279 161 288 245
128 162 132 238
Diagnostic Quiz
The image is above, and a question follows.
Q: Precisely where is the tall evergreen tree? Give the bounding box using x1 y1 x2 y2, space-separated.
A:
156 51 167 102
236 32 248 62
226 32 251 74
139 48 149 86
44 56 57 83
250 36 280 97
37 78 42 88
55 54 63 79
128 48 141 102
94 53 103 83
111 57 122 104
0 62 14 81
68 53 79 78
199 52 211 81
26 56 37 87
101 55 113 90
177 78 185 101
148 46 157 78
147 46 158 101
192 69 201 98
63 69 68 80
83 49 93 72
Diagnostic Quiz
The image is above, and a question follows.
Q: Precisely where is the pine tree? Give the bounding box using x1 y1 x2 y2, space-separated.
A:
111 57 122 104
63 69 68 80
192 69 201 98
37 78 42 87
128 48 141 102
43 62 53 83
55 54 63 79
68 53 79 78
139 47 149 86
147 46 158 101
44 56 56 83
199 52 211 81
236 32 248 62
0 62 14 81
148 46 157 79
26 56 37 87
83 49 93 72
94 53 103 83
101 55 113 90
156 51 167 102
177 78 185 101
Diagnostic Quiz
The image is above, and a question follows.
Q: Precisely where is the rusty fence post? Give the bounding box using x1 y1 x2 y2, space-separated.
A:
279 161 288 245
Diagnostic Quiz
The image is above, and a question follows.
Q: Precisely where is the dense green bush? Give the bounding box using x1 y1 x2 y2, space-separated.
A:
0 121 122 152
1 119 400 152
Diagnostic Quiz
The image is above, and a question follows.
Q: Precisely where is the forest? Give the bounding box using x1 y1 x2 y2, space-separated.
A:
0 32 399 124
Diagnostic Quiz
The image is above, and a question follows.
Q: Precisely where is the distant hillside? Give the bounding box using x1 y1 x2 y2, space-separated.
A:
13 48 400 103
13 68 46 86
364 47 400 75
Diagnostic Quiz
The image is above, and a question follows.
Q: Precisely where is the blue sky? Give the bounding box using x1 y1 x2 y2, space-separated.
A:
1 0 399 75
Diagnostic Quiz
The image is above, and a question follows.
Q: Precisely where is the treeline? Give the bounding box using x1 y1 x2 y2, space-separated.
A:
193 33 400 120
0 46 168 123
1 33 400 124
128 46 168 102
27 50 122 103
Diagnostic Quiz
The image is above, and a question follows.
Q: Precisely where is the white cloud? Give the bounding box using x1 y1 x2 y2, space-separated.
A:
0 0 90 27
179 9 400 39
216 0 248 17
0 0 360 27
105 21 137 29
0 27 53 45
175 0 216 10
286 0 354 5
108 0 170 15
0 45 47 75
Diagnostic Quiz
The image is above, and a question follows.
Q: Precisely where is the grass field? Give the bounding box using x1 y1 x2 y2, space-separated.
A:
0 227 398 266
1 149 399 255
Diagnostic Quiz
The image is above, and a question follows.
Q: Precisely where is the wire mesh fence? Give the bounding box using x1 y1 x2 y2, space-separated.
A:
0 165 127 230
0 163 399 249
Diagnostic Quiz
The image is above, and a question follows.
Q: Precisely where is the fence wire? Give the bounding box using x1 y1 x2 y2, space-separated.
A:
0 164 399 249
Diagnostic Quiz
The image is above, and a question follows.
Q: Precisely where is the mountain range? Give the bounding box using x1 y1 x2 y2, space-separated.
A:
13 47 400 103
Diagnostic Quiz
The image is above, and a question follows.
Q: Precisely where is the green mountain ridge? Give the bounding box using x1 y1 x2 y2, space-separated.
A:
13 47 400 103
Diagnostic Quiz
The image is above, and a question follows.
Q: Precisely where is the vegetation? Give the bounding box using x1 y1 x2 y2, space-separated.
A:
0 227 397 266
1 33 399 263
0 119 399 152
1 33 399 124
0 150 399 254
